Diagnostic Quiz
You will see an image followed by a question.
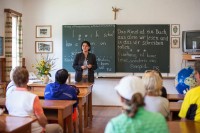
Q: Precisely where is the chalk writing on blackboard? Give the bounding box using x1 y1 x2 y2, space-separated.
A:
116 25 170 72
62 25 116 72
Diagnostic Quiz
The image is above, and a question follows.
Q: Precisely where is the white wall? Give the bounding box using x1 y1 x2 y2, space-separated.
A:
0 0 199 105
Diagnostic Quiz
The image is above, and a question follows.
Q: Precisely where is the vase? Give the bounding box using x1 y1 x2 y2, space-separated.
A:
41 75 49 84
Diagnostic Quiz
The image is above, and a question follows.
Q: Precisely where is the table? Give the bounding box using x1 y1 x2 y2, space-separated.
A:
168 120 200 133
169 102 182 121
0 114 36 133
28 82 93 133
70 82 93 122
0 98 76 133
167 94 184 101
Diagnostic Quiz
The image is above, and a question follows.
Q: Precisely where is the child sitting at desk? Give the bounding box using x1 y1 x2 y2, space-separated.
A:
6 66 63 133
44 69 78 131
142 70 169 118
105 75 168 133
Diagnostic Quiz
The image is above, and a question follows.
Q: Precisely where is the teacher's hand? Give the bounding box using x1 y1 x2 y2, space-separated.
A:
87 64 92 68
81 65 87 70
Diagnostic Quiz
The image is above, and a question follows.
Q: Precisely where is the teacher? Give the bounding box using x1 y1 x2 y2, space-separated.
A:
73 41 98 83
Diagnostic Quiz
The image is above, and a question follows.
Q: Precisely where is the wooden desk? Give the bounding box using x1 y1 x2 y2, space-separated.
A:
28 83 93 133
168 120 200 133
0 98 76 133
169 102 182 121
167 94 184 101
70 82 93 122
0 114 36 133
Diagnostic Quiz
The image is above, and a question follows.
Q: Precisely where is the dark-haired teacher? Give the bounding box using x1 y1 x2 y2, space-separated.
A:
73 41 98 83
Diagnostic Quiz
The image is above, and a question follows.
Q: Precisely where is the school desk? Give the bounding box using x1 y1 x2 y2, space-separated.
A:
0 114 36 133
169 102 182 121
167 94 184 102
27 83 93 133
28 82 93 121
168 120 200 133
0 98 76 133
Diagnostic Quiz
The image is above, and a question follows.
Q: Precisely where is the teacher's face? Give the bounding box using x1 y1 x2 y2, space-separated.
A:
82 43 90 52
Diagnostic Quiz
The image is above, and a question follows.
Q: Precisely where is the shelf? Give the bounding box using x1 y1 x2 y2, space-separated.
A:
182 54 200 61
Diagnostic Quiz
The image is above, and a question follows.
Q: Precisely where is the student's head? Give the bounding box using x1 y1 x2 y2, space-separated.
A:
142 70 163 96
115 75 145 117
194 61 200 83
81 41 91 51
55 69 68 84
12 66 29 87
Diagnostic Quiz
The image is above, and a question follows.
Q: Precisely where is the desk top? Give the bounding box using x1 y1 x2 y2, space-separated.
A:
0 98 76 109
28 82 93 88
40 100 76 109
169 102 182 111
0 114 36 133
167 94 184 101
168 120 200 133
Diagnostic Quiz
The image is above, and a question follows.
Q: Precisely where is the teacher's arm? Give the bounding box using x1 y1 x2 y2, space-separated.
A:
73 54 82 71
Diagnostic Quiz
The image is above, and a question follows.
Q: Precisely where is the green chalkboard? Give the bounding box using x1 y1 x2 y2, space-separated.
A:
62 25 116 72
0 37 3 56
116 25 170 72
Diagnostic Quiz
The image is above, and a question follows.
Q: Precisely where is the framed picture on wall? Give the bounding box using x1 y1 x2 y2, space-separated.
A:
171 24 180 36
35 41 53 53
171 37 180 48
36 25 52 38
0 37 3 57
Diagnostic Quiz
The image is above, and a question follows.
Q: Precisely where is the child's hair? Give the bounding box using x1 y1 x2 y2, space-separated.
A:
142 70 162 96
123 93 145 117
55 69 69 84
13 66 29 87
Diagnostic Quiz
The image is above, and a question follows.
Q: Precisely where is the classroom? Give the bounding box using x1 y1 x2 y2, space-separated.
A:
0 0 200 133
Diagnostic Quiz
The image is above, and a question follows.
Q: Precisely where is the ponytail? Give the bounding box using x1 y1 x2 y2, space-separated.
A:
122 93 145 118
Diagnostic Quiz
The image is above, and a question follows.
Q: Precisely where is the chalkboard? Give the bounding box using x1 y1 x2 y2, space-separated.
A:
116 25 170 72
0 37 3 56
62 25 116 72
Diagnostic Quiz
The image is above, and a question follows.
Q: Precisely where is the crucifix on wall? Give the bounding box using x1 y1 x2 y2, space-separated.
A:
112 7 121 20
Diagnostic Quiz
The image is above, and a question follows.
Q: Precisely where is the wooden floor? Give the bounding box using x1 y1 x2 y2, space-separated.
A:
84 106 121 133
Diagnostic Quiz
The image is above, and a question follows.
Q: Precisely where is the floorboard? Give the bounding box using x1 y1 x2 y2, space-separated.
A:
84 106 121 133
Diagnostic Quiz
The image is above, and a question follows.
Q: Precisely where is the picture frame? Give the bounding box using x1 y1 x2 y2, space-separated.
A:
171 37 180 48
36 25 52 38
171 24 180 36
35 41 53 53
0 37 3 57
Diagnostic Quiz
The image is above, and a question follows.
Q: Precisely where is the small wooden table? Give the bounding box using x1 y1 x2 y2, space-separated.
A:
168 120 200 133
0 98 76 133
169 102 182 121
0 114 36 133
167 94 184 102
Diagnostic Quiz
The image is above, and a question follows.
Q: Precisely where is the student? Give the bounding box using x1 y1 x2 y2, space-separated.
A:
0 119 5 132
73 40 98 83
6 68 16 97
154 69 167 98
44 69 78 131
105 75 168 133
179 60 200 121
6 66 63 133
142 70 169 118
